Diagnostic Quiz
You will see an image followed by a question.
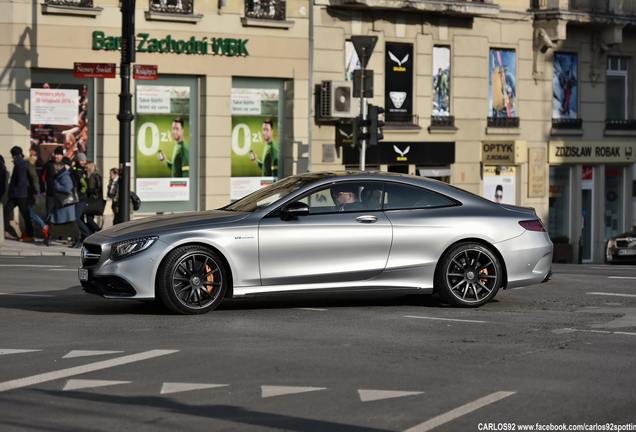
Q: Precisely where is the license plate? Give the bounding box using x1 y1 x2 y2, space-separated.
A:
78 268 89 281
618 249 636 256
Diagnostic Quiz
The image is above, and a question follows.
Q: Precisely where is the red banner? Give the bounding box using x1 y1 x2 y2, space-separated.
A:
73 63 116 78
134 64 158 80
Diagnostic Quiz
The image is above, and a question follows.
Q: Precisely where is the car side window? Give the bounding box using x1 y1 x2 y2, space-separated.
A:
296 182 384 214
383 182 455 210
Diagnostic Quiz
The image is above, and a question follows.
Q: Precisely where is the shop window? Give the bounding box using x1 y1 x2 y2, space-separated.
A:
431 46 454 128
552 53 581 130
245 0 286 20
604 167 625 241
548 166 571 241
605 57 636 130
150 0 194 14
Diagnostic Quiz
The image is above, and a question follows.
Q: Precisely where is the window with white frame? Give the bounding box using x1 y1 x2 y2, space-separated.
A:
606 56 628 120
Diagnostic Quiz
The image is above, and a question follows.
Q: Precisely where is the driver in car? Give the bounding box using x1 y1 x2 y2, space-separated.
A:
331 185 365 212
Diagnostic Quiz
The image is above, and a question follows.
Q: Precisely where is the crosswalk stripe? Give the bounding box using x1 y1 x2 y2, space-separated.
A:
0 349 42 356
63 379 130 391
63 351 124 359
359 389 424 402
161 383 229 394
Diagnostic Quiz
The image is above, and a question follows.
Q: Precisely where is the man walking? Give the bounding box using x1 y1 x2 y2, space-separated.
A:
3 146 38 242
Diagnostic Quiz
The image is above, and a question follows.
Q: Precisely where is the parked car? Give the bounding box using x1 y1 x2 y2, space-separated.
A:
605 230 636 263
78 171 553 314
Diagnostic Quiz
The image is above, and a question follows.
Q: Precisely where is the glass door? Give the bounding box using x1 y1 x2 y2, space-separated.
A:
581 166 594 262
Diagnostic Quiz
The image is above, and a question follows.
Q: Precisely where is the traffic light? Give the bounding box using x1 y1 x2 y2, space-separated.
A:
355 115 370 147
368 104 385 146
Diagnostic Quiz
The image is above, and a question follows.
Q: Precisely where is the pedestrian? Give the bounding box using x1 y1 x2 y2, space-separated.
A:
41 146 64 222
3 146 39 242
23 153 49 241
0 154 7 204
84 161 103 234
42 162 79 247
107 167 120 225
68 153 89 248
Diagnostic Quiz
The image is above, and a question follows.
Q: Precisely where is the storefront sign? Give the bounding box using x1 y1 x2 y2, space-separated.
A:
73 63 116 78
343 142 455 166
92 31 249 56
385 43 413 121
549 141 636 164
481 140 527 164
134 64 158 80
528 148 546 198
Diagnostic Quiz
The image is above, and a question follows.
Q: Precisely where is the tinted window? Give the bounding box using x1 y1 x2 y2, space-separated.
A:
383 182 455 210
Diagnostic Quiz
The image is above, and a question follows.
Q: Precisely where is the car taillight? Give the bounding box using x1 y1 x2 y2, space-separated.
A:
519 220 547 232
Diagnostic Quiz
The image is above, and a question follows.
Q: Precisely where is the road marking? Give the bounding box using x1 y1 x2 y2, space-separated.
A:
590 266 635 270
403 391 516 432
587 292 636 298
63 350 124 359
404 316 487 324
0 349 42 356
261 385 326 398
552 328 636 336
608 276 636 280
359 389 424 402
0 265 62 268
0 293 56 297
161 383 228 395
63 379 130 391
295 308 327 311
0 349 178 392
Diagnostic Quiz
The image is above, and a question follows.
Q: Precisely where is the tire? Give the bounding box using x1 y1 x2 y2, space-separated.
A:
157 245 227 315
435 242 503 307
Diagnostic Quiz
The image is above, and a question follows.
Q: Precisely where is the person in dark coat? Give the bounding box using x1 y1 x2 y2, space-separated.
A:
3 146 38 242
0 155 7 204
42 162 78 246
41 146 64 221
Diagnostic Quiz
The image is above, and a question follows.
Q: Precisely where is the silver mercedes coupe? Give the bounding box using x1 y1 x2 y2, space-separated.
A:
79 171 553 314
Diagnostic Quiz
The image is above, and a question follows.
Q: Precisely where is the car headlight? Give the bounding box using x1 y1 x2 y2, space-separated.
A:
607 239 616 249
111 236 159 261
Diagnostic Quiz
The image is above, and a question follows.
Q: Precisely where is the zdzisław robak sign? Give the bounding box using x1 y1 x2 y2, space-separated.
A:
92 31 249 56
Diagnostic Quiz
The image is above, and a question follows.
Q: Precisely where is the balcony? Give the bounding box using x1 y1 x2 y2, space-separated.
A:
606 119 636 130
383 113 421 130
150 0 194 14
531 0 636 19
488 117 519 128
316 0 500 18
42 0 102 16
146 0 203 22
242 0 293 28
552 118 582 129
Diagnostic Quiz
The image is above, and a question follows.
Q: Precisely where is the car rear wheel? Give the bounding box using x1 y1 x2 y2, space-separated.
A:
157 246 227 315
435 242 502 307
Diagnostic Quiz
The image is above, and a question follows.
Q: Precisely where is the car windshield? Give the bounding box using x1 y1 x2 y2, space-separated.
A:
224 175 319 212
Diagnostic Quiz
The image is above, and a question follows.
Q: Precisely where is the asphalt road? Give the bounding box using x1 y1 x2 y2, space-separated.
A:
0 256 635 432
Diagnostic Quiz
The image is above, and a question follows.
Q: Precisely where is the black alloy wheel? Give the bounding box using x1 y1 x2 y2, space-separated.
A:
157 246 227 314
435 242 503 307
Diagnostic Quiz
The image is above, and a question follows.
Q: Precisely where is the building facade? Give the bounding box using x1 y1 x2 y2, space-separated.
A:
1 0 635 263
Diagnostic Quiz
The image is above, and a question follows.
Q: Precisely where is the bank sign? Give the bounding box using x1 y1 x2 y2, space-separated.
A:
549 141 635 164
92 31 249 56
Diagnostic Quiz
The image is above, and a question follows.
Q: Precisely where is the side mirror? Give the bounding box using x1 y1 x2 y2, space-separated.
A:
281 201 310 220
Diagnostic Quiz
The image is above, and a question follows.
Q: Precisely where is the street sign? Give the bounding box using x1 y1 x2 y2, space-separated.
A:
73 63 116 78
133 64 158 80
350 36 377 69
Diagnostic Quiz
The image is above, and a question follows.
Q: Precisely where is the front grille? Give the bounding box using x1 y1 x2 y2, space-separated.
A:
616 240 629 248
81 277 137 297
82 243 102 266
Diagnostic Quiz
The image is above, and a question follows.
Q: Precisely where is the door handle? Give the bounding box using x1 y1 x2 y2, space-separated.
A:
356 215 378 224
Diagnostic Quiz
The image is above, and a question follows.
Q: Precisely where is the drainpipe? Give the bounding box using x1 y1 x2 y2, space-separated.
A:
307 0 314 172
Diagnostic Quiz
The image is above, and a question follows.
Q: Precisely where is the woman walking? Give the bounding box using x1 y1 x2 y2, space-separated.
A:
84 161 103 234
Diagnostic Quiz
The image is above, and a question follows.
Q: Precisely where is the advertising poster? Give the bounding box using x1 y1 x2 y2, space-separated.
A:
553 53 578 119
345 41 361 81
385 42 413 123
489 50 517 118
231 88 279 200
29 83 88 166
432 46 451 117
135 85 191 202
483 166 515 205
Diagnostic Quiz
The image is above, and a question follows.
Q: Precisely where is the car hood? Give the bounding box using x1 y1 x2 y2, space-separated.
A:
93 210 251 239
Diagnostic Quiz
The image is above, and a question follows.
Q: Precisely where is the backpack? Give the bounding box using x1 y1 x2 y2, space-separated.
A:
130 191 141 211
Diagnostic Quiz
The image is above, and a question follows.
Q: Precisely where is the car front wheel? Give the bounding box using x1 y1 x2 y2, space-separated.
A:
157 246 227 315
435 242 503 307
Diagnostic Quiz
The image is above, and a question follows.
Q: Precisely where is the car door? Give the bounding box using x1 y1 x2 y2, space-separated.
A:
258 181 392 286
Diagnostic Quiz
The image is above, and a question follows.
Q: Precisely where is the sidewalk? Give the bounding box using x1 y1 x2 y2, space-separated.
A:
0 236 82 257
